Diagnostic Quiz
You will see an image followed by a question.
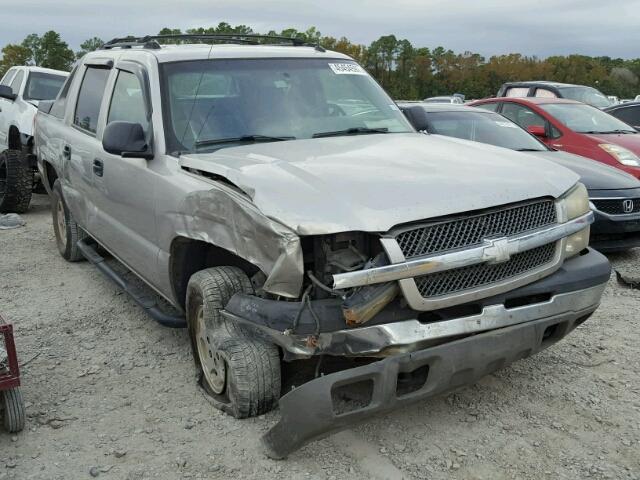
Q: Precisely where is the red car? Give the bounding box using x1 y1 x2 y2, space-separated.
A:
469 97 640 179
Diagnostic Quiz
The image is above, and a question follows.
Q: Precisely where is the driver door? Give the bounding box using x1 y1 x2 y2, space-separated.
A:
92 63 158 283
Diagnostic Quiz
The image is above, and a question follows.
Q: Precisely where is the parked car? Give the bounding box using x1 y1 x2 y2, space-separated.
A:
605 101 640 131
496 81 611 109
423 95 464 104
0 66 68 212
607 96 620 105
35 34 609 458
400 102 640 252
470 97 640 180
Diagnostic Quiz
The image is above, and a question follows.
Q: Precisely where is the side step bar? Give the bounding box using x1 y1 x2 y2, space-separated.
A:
77 239 187 328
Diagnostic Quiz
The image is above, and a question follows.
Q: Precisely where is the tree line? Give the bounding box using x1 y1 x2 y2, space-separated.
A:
1 23 639 100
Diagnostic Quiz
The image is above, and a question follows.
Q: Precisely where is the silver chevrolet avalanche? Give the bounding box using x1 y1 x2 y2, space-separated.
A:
34 34 610 458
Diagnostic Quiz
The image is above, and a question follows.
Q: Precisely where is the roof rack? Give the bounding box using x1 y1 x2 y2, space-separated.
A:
102 34 325 51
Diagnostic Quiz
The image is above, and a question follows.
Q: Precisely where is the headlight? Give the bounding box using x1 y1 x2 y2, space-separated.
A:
561 183 590 257
599 144 640 166
563 183 590 220
564 226 590 257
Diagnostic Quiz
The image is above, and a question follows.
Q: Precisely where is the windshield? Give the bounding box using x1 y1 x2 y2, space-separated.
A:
161 58 412 154
540 103 637 134
557 86 611 108
23 72 66 101
426 110 548 151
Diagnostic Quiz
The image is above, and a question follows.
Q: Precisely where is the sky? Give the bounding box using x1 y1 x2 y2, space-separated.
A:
2 0 640 58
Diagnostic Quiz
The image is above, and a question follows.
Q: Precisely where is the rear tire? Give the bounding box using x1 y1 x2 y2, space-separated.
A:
0 149 32 213
186 266 281 417
51 179 87 262
2 387 25 433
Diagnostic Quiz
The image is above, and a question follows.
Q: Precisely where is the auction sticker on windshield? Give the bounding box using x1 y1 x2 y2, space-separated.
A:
328 63 367 75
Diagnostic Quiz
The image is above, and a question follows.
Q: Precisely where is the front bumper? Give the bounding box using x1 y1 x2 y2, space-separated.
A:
262 283 604 459
591 209 640 251
224 248 610 359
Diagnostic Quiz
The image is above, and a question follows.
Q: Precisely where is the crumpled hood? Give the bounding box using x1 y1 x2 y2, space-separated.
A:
180 133 579 235
525 150 640 190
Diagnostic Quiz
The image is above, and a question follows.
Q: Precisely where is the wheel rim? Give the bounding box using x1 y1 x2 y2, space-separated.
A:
195 305 226 394
54 197 67 250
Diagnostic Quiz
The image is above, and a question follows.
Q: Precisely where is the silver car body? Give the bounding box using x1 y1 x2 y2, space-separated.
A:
36 44 580 307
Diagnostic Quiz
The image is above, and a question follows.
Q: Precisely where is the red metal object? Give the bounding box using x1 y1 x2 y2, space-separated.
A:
0 320 20 391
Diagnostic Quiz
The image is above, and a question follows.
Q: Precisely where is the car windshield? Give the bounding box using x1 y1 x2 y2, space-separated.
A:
426 110 548 151
161 58 413 154
557 86 611 108
23 72 66 101
540 103 637 134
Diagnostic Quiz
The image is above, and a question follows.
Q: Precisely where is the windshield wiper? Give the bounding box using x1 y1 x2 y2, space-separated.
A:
195 135 296 149
312 127 389 138
516 148 545 152
597 129 637 134
579 130 636 134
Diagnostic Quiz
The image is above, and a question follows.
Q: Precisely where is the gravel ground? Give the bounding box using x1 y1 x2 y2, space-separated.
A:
1 194 639 480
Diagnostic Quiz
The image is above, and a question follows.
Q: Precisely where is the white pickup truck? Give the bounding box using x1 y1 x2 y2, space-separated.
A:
0 66 68 212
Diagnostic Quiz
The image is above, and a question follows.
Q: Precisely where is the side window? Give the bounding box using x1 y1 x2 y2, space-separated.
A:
505 87 529 98
74 67 110 134
534 88 557 98
0 69 16 86
612 107 640 127
9 70 24 94
107 70 149 133
474 102 499 112
501 103 546 129
50 66 77 119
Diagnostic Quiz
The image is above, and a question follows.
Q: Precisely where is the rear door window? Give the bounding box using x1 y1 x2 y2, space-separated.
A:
501 103 546 129
505 87 529 98
9 70 24 94
534 88 557 98
74 67 110 134
474 102 499 112
0 69 16 86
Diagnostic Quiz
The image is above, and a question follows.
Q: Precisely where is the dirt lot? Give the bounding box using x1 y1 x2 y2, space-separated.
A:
1 194 639 480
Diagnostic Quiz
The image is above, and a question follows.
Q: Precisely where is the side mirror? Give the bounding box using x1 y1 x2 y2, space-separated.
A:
102 121 153 159
0 85 16 101
402 105 430 132
38 100 54 114
527 125 547 138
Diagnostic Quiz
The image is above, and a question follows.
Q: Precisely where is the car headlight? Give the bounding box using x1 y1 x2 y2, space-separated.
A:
561 183 590 257
599 144 640 166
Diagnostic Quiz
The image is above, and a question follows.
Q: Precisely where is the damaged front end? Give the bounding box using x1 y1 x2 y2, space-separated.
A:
216 193 610 458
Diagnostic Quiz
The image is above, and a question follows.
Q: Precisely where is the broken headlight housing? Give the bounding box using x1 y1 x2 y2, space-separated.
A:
562 183 590 258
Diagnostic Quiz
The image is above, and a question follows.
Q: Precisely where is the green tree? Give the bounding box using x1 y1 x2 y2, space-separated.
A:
0 44 32 77
76 37 104 59
20 31 74 71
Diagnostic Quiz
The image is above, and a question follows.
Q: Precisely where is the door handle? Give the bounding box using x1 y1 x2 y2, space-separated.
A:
62 145 71 159
93 159 104 177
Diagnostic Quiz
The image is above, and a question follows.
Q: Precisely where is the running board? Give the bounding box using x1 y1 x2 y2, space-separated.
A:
77 239 187 328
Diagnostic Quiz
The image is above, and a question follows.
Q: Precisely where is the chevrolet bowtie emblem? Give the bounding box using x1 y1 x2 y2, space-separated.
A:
483 237 511 264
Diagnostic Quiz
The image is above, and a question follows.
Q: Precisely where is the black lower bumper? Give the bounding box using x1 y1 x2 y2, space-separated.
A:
262 296 600 459
591 210 640 252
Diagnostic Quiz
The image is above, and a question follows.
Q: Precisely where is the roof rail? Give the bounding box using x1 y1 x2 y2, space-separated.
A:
101 34 325 50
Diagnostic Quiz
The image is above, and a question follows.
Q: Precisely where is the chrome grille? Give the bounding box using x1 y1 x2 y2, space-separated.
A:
414 243 556 298
592 198 640 215
395 199 557 259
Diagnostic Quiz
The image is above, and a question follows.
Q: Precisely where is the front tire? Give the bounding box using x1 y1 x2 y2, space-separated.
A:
51 179 86 262
2 388 25 433
186 266 281 418
0 149 32 213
